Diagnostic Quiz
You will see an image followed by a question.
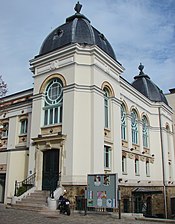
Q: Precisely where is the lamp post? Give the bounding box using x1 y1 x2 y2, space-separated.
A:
118 185 121 219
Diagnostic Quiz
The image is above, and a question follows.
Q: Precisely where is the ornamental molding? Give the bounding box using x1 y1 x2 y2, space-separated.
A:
140 156 146 162
128 153 134 159
37 56 74 75
0 164 7 171
94 58 120 81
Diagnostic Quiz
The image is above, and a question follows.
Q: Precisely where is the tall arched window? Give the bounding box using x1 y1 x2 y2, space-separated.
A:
121 104 127 140
104 87 110 128
43 78 63 126
142 116 149 148
131 110 138 144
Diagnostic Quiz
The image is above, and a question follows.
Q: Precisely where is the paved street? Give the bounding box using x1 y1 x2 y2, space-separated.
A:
0 205 175 224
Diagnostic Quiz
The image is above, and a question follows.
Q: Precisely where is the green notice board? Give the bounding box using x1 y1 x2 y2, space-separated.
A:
87 173 118 208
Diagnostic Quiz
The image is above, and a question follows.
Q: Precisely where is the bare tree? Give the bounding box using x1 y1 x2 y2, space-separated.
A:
0 76 7 97
0 76 8 141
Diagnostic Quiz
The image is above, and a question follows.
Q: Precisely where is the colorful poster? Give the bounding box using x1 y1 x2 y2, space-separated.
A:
97 198 102 207
94 175 101 186
103 175 110 186
106 198 112 207
87 173 118 208
97 191 106 199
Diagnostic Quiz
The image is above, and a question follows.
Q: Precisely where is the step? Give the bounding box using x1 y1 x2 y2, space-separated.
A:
21 198 47 203
11 190 51 212
17 200 47 205
16 201 47 207
10 204 49 212
28 193 48 197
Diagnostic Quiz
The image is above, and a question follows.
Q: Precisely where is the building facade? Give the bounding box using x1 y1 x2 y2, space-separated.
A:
0 2 175 218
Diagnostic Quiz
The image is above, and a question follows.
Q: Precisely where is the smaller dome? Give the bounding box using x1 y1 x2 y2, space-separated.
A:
132 64 168 105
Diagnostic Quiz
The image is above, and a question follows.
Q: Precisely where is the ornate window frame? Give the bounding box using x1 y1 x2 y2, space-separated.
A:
131 110 138 145
121 104 127 141
43 78 63 126
142 115 149 148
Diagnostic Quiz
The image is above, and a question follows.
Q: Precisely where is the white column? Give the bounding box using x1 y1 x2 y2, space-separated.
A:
91 89 104 173
161 129 169 182
169 132 175 181
138 121 143 151
28 94 43 176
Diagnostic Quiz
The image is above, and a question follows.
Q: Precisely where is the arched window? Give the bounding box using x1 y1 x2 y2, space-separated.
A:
43 78 63 126
121 104 127 140
142 116 149 148
131 110 138 144
104 87 110 128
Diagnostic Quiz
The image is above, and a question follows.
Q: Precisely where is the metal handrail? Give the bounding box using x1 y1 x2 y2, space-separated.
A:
14 173 36 196
50 172 61 198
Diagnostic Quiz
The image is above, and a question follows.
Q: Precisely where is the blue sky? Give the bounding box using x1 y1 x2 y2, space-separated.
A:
0 0 174 95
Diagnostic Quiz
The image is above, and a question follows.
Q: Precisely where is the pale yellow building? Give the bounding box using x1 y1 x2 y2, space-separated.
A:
0 2 175 218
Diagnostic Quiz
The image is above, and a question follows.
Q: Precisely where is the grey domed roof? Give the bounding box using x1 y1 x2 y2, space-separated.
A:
132 64 168 105
39 2 116 60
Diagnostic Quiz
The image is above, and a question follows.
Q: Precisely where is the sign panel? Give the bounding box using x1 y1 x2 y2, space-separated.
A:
87 173 118 208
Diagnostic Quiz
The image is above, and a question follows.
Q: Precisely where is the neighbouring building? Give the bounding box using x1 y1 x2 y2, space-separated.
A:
165 88 175 217
0 2 175 218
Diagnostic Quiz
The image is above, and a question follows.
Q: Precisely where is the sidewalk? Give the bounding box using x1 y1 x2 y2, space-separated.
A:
0 204 175 224
136 217 175 223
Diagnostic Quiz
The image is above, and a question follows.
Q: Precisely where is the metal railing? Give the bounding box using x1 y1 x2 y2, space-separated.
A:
14 173 36 197
49 172 61 198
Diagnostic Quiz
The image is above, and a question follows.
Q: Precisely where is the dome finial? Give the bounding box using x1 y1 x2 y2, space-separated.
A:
138 63 144 74
74 1 82 13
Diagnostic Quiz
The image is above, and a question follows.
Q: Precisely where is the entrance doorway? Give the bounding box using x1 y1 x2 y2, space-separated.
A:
0 174 6 203
171 198 175 217
42 149 59 191
134 195 142 213
146 196 152 216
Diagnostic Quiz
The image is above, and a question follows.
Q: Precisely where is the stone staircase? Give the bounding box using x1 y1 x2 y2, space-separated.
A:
10 190 50 212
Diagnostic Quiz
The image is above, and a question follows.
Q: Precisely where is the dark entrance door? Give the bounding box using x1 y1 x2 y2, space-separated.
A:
42 149 59 191
134 195 142 213
123 198 130 213
171 198 175 217
146 197 152 216
0 174 6 203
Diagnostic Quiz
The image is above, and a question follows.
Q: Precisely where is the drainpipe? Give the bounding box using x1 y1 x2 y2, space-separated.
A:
158 107 168 219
